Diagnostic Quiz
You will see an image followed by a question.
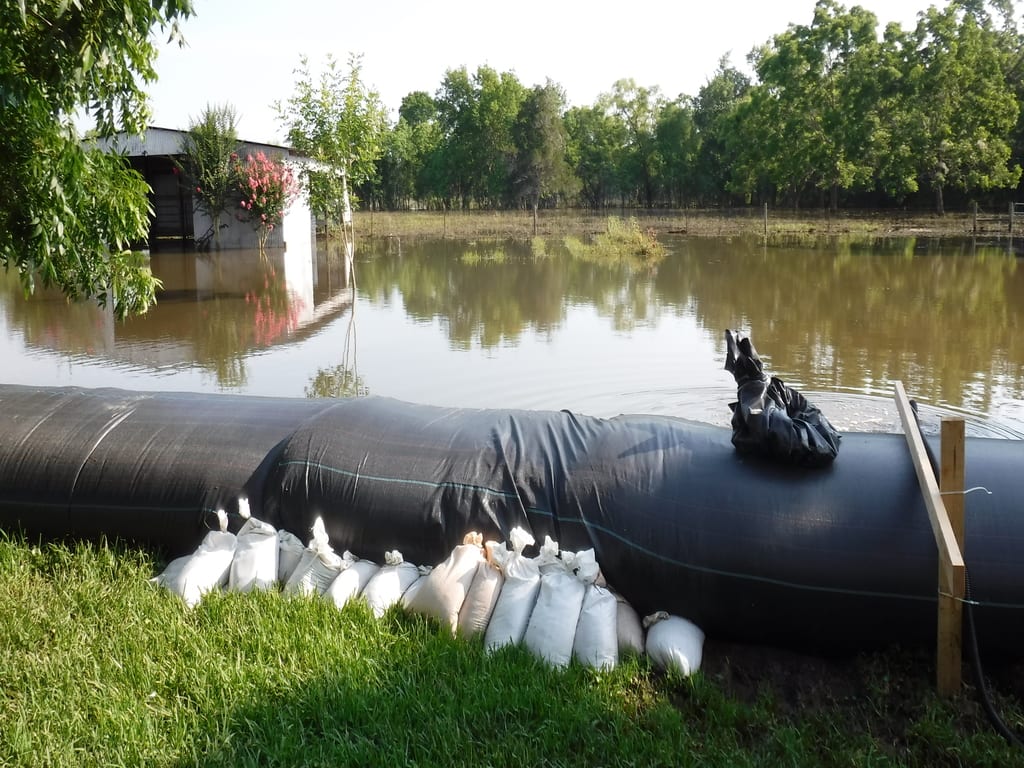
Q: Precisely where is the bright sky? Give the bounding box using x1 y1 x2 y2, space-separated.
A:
146 0 933 145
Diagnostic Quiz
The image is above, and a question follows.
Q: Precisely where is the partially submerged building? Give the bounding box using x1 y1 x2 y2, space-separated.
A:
91 127 314 254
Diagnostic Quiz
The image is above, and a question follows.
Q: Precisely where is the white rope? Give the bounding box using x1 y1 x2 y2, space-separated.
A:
940 486 992 496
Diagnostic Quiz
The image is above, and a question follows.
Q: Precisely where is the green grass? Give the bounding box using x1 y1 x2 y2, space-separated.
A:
2 536 1022 767
563 217 666 267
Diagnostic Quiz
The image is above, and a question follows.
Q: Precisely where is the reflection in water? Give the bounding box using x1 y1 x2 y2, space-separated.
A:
654 237 1024 416
352 235 1024 430
306 240 368 398
1 246 351 388
2 234 1023 434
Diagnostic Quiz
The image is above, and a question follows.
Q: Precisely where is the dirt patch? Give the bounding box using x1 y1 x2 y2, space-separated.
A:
695 638 1024 751
702 640 865 715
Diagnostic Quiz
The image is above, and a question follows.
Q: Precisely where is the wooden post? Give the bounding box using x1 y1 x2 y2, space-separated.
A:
972 202 978 234
763 202 768 238
1009 202 1014 234
893 382 966 696
937 418 966 695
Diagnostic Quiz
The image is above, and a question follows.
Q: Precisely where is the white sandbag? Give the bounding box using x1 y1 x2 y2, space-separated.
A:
152 509 235 607
277 529 305 584
484 528 541 652
323 554 380 610
361 550 423 618
457 557 504 637
572 584 618 669
228 515 278 592
404 532 484 633
522 544 597 668
615 592 645 656
400 572 430 608
283 518 343 596
644 612 705 676
534 534 562 574
561 546 601 585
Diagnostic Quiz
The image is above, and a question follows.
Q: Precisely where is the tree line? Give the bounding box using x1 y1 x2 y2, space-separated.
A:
4 0 1023 316
317 0 1024 217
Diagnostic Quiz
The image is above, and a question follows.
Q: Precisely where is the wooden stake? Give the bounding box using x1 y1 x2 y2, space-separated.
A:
893 382 966 696
938 418 966 696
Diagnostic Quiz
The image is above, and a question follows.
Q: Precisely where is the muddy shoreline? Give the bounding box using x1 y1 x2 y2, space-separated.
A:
354 208 1021 242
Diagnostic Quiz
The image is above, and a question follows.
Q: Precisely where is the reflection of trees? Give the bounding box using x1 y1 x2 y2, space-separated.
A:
355 237 665 345
353 234 1024 413
653 236 1024 410
0 271 108 354
307 241 368 399
0 258 307 388
306 306 367 398
6 232 1024 415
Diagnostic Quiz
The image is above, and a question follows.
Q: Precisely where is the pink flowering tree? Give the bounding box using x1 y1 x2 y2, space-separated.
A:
234 151 299 254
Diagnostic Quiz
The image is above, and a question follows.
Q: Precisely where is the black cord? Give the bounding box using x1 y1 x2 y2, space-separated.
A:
964 572 1024 749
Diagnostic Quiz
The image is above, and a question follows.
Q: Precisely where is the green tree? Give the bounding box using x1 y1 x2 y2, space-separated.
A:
434 66 527 208
723 83 778 204
608 79 663 207
276 53 387 229
905 1 1021 213
377 91 443 208
654 97 700 206
512 81 577 231
178 103 240 250
746 0 883 210
693 56 751 205
564 102 627 208
434 67 477 208
869 22 921 201
0 0 192 318
474 67 527 206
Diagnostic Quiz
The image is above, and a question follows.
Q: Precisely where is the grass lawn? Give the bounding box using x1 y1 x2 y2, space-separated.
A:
2 537 1023 767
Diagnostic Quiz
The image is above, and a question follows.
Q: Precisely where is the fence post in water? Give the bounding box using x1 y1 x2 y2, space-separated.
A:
893 381 966 697
763 203 768 239
1010 202 1015 234
972 202 978 234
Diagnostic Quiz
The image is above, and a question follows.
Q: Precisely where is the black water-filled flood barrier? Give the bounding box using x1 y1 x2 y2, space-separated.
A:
1 383 1021 656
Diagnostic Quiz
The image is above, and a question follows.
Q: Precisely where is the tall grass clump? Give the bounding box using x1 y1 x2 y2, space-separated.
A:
563 217 665 267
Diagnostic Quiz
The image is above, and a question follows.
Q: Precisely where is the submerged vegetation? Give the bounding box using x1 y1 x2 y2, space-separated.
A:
563 217 666 266
354 207 1002 242
2 536 1023 766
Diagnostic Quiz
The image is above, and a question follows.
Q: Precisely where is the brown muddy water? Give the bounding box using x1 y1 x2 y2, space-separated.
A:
2 234 1022 438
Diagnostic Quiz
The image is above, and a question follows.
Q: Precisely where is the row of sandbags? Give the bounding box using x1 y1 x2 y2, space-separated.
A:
151 501 705 676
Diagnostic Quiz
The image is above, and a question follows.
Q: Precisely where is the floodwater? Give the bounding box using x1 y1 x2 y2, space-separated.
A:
2 234 1023 438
